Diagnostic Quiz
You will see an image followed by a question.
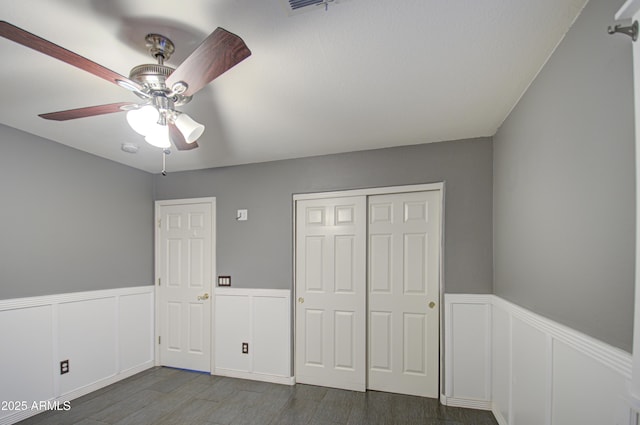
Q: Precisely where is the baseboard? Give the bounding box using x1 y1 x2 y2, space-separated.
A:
491 403 508 425
440 394 492 411
60 361 154 399
214 368 295 386
0 361 154 425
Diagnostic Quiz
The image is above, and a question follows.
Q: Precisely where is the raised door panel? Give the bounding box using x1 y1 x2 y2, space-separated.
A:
403 313 427 375
370 311 392 372
188 303 205 354
403 233 427 295
370 234 393 294
167 302 182 351
305 236 325 292
304 309 325 367
334 311 356 370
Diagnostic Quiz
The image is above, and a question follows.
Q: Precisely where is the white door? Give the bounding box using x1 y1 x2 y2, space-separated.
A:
157 200 214 372
368 190 441 397
295 196 367 391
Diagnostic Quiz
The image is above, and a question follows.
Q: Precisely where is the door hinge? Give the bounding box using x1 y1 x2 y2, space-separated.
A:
158 336 161 345
157 218 161 228
158 278 161 286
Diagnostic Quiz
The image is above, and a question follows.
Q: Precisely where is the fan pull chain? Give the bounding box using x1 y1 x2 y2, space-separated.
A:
161 149 170 176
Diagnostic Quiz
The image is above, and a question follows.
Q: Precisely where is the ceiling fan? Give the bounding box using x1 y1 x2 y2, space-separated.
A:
0 21 251 151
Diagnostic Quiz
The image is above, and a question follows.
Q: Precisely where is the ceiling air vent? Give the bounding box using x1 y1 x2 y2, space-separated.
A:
283 0 344 14
289 0 325 10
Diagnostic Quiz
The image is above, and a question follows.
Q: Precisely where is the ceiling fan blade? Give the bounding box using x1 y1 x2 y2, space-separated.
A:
169 122 199 150
166 27 251 97
0 21 144 93
39 102 135 121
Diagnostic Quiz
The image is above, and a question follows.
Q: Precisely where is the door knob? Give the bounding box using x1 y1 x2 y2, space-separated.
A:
197 293 210 301
298 297 304 304
428 301 436 309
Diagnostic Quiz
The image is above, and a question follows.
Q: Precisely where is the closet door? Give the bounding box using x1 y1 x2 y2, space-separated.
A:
368 190 441 397
295 196 367 391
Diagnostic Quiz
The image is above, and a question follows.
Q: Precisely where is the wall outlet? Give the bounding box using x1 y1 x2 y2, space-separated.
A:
242 342 249 354
60 360 69 375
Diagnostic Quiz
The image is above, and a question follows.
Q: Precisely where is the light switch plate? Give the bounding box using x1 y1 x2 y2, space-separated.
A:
218 276 231 287
236 209 248 221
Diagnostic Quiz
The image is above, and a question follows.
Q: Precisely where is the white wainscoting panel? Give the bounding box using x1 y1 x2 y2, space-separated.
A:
0 305 55 412
443 294 492 409
491 304 511 425
252 294 291 377
214 293 251 372
119 292 154 372
492 296 632 425
552 340 628 425
0 286 154 425
58 297 118 395
511 317 549 425
214 288 293 385
445 294 633 425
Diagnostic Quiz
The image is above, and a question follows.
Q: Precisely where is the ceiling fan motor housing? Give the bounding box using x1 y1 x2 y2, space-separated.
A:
129 64 191 106
129 33 191 106
129 63 174 90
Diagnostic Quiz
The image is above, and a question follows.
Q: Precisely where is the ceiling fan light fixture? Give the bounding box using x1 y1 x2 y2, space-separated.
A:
175 113 205 144
144 123 171 149
126 105 159 136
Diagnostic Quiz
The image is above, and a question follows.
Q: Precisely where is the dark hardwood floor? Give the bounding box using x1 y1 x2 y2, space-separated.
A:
18 367 498 425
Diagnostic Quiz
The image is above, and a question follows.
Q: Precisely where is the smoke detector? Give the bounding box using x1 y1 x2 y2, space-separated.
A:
121 143 139 154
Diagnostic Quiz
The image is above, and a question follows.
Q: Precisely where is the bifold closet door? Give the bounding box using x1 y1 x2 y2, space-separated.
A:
295 196 367 391
368 191 441 397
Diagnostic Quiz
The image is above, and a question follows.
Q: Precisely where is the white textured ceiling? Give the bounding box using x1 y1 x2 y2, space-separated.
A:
1 0 587 173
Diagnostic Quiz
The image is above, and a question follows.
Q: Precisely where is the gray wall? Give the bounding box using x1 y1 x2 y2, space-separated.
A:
154 137 493 294
0 124 154 299
493 0 635 351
